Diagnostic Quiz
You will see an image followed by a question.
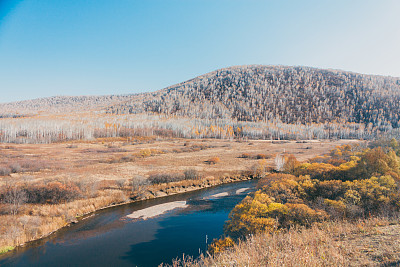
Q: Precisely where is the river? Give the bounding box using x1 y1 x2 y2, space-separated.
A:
0 180 257 267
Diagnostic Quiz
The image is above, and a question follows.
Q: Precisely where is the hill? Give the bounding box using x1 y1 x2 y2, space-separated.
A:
108 65 400 128
3 65 400 128
0 95 136 115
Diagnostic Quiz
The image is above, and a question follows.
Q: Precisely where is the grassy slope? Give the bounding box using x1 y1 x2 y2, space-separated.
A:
168 217 400 266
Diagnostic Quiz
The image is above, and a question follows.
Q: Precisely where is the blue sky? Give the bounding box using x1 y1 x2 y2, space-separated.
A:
0 0 399 103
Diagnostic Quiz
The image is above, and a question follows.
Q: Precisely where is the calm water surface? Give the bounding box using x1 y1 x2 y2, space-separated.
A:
0 180 256 267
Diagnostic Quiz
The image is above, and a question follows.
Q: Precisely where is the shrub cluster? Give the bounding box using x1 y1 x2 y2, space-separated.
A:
256 154 267 159
0 167 11 176
0 158 49 176
0 181 82 207
148 173 185 184
239 153 271 160
224 144 400 240
208 237 234 254
206 157 220 164
183 169 201 180
136 149 164 158
172 143 213 153
82 147 127 153
24 181 82 204
148 169 201 184
240 153 251 158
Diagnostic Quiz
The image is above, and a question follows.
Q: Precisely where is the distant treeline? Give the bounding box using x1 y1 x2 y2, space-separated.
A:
0 113 399 144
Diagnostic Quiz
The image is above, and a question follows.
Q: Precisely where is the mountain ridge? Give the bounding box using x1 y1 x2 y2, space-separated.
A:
108 65 400 128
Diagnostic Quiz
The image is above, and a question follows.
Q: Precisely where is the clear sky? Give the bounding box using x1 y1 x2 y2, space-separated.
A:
0 0 399 103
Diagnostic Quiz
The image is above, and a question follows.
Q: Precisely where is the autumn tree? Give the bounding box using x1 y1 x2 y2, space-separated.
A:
283 154 300 174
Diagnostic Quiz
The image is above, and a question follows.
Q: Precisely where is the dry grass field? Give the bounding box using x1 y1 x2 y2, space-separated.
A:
0 137 360 253
168 217 400 266
0 137 359 184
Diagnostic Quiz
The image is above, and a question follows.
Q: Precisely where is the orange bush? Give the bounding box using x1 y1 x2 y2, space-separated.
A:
240 153 251 158
256 154 267 159
206 157 220 164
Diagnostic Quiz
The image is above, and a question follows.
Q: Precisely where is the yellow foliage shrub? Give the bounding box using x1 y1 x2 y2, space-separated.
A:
208 237 235 254
224 191 286 237
222 145 400 240
282 203 328 227
323 199 346 217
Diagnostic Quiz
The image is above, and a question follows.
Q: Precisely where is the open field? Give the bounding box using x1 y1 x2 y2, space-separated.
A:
0 137 359 183
0 138 359 253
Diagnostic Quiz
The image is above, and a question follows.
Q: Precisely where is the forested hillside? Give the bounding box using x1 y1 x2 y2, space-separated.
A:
1 65 400 143
0 95 136 115
108 65 400 128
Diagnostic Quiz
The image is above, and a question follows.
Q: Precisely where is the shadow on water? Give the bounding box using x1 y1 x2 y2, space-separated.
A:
0 180 257 267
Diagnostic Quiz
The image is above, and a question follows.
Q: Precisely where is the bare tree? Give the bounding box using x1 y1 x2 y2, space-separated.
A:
6 225 22 246
184 168 200 180
2 185 27 215
274 154 285 172
115 179 126 190
131 175 149 200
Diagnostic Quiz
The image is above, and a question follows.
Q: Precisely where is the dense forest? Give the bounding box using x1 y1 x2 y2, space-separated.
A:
109 65 400 128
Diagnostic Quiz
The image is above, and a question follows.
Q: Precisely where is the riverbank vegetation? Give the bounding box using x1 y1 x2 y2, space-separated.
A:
168 138 400 266
0 138 347 254
0 169 249 254
170 217 400 266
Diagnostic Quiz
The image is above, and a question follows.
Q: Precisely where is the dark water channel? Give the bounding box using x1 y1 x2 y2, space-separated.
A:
0 180 257 267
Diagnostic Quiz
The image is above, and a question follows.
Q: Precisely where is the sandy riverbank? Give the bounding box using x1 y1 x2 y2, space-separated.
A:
236 187 250 194
126 201 188 220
